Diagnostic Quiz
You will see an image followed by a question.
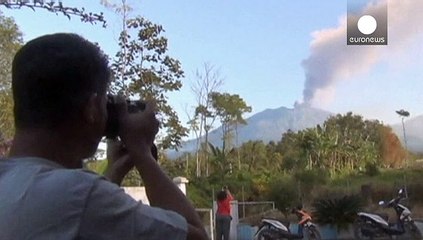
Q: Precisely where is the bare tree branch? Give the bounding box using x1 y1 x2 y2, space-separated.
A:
1 1 107 27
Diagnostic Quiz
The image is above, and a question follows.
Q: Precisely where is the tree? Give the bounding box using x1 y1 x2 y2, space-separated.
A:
275 112 405 175
104 2 188 150
210 92 252 153
378 125 406 168
208 143 233 178
277 130 302 171
239 140 267 171
0 13 22 143
190 63 223 177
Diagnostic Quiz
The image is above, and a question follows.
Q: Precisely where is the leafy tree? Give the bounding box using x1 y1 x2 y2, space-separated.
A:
0 13 22 142
275 112 405 176
378 125 406 167
109 15 188 150
277 130 302 170
207 143 236 178
98 1 190 185
210 92 251 153
239 140 267 172
309 113 377 174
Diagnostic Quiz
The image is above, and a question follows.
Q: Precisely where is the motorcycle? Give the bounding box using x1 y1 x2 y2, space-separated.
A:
354 188 421 239
253 207 321 240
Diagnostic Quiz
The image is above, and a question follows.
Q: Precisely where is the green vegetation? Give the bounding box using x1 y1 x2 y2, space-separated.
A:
0 13 22 140
157 112 420 212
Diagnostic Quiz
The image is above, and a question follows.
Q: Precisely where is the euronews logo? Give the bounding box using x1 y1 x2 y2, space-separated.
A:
347 0 387 45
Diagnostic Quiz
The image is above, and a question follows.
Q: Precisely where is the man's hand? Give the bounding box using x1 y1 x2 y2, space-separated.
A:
112 96 208 240
103 139 133 186
114 96 159 158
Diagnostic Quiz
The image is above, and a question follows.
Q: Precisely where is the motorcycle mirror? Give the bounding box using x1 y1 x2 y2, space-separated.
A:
378 201 385 206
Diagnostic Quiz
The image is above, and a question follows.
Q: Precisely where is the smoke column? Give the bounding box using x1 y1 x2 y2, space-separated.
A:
301 0 423 107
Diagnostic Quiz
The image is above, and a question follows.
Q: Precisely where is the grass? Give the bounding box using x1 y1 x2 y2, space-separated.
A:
328 168 423 190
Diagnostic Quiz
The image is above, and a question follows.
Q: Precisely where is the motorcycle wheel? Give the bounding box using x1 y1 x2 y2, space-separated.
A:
353 218 393 240
400 221 422 240
354 218 378 240
254 228 276 240
305 226 322 240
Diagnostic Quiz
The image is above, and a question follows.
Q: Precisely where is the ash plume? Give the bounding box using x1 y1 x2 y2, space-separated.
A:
301 0 423 107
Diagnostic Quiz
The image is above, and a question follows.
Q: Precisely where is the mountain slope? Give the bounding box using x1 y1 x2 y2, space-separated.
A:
170 105 332 157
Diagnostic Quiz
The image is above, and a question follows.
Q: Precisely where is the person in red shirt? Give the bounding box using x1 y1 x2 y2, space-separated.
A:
216 186 234 240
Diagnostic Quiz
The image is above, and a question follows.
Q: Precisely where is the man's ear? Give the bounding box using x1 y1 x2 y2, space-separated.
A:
83 93 99 124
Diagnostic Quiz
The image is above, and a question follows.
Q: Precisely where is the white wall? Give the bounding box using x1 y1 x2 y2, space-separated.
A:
123 176 189 205
123 187 149 205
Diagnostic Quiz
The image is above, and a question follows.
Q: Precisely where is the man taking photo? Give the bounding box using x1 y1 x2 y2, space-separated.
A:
0 33 208 240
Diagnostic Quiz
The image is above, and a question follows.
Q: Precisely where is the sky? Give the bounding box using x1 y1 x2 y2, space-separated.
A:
2 0 423 140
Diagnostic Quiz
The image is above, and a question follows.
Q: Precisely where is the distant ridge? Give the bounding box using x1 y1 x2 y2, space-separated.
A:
168 105 423 159
168 105 332 158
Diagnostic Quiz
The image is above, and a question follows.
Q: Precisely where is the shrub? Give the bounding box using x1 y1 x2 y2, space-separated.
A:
312 195 363 231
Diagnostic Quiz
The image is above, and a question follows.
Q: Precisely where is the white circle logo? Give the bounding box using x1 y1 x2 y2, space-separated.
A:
357 15 377 35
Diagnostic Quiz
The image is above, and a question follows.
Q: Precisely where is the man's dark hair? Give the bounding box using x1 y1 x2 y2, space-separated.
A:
12 33 110 129
216 190 227 202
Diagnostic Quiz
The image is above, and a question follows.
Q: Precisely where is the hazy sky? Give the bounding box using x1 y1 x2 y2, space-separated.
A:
2 0 423 135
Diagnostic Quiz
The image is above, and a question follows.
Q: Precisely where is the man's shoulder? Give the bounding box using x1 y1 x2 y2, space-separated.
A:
0 158 109 219
0 157 105 193
45 166 104 185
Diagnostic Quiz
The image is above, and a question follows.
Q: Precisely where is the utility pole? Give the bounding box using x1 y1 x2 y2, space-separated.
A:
396 109 410 201
395 109 410 166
